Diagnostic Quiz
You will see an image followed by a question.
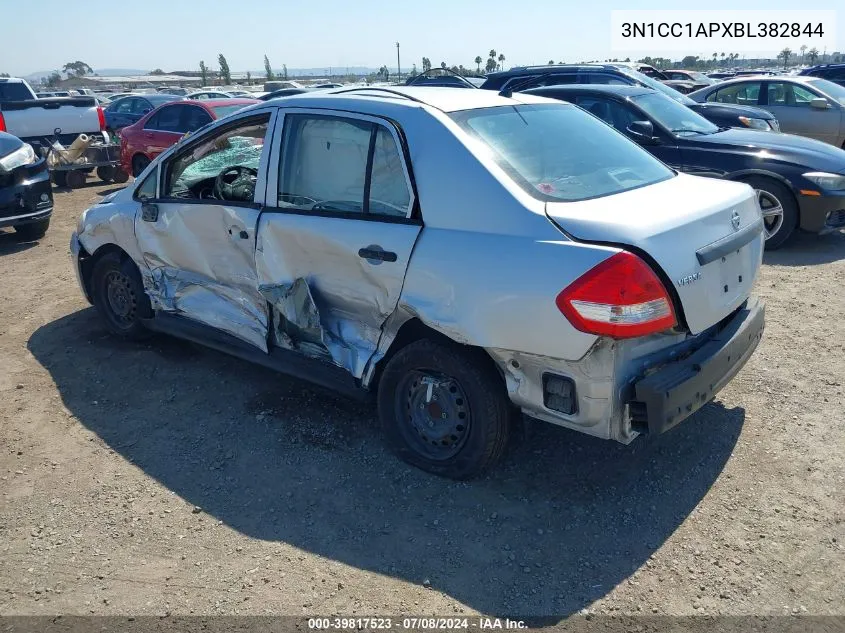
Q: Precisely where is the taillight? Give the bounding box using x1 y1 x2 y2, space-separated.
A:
96 106 106 131
0 112 6 132
556 251 677 339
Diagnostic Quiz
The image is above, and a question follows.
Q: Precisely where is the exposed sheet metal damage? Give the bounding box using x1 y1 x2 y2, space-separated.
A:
259 278 333 361
146 265 269 352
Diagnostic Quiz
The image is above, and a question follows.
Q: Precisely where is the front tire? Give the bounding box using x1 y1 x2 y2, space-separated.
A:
14 219 50 240
131 154 150 178
742 176 798 250
91 252 152 340
377 338 512 479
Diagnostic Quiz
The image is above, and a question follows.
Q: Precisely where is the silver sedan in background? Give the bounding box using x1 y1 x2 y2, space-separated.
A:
689 76 845 148
70 88 765 478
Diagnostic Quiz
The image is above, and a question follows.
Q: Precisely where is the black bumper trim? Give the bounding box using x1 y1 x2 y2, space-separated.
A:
631 298 764 435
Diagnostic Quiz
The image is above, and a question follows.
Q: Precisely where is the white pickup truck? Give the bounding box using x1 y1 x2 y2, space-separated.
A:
0 77 106 147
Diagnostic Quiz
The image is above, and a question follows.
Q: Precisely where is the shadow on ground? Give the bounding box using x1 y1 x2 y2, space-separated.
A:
28 308 744 618
0 229 40 255
764 230 845 267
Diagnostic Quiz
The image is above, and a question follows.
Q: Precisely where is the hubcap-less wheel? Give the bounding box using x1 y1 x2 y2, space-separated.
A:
398 371 471 460
132 155 150 178
105 270 137 327
756 189 784 240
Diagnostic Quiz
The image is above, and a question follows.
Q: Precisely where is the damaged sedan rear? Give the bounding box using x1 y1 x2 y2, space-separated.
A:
70 87 765 479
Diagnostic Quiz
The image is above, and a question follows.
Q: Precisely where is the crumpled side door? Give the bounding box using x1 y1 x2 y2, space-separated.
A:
255 109 422 377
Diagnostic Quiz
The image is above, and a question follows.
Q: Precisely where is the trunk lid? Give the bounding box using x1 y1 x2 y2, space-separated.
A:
546 173 763 334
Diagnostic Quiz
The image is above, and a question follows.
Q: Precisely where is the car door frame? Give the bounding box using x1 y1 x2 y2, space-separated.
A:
760 80 841 144
256 105 423 378
133 106 280 351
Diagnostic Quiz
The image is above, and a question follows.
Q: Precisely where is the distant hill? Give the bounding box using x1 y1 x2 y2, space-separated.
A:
22 68 148 82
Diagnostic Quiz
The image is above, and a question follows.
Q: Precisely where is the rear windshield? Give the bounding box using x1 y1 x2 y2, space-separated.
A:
450 104 674 202
0 82 34 102
614 66 697 105
212 104 249 120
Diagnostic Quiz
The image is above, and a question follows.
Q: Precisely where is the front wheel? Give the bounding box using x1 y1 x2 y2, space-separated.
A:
742 176 798 250
131 154 150 178
377 339 513 479
91 252 152 340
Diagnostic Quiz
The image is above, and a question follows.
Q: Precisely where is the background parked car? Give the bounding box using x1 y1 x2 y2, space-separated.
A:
104 94 183 132
799 63 845 87
527 84 845 248
119 98 258 176
258 88 310 101
0 131 53 240
480 65 780 131
689 76 845 147
663 69 718 87
187 90 234 100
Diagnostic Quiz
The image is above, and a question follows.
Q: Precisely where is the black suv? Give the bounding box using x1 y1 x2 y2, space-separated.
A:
799 64 845 87
480 64 780 131
0 132 53 240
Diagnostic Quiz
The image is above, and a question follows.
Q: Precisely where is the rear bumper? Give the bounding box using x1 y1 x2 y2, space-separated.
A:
797 192 845 233
631 298 764 435
0 159 53 229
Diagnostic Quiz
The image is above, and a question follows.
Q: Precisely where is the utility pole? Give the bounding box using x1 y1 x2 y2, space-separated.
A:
396 42 401 82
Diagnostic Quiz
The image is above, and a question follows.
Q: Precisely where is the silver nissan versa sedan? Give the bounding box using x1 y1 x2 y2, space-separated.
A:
70 87 765 479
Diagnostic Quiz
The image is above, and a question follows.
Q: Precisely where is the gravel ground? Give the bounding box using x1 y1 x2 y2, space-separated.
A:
0 181 843 619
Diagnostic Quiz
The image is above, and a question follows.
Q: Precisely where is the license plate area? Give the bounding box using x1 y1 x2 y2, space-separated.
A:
717 248 752 304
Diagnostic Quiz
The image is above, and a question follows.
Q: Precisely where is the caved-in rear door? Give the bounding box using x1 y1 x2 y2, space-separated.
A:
256 109 421 377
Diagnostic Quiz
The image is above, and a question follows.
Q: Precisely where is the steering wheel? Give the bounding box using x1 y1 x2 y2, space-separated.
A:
212 166 258 202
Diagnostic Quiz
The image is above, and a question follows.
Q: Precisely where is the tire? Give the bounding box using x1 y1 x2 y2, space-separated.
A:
377 338 513 479
96 166 115 182
741 176 798 250
131 154 150 178
111 168 130 184
51 171 67 187
91 252 153 340
65 170 86 188
14 218 50 240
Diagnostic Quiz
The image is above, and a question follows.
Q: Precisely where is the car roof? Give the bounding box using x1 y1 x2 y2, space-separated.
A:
201 98 260 107
526 84 652 98
249 86 555 114
485 64 618 79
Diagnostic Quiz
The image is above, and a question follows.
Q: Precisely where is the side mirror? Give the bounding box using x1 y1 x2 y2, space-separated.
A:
809 97 830 110
141 108 151 114
627 120 659 144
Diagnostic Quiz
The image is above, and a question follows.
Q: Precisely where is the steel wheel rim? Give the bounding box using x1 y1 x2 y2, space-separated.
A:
396 370 471 460
105 270 137 327
756 189 784 240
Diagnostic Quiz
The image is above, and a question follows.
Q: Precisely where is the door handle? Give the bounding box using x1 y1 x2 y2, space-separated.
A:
358 245 397 263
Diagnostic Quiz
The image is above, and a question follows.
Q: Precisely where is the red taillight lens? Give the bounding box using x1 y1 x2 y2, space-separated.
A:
556 251 677 339
0 112 6 132
96 106 106 131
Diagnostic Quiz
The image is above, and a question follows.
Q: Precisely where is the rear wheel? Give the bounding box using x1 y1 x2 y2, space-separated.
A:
131 154 150 178
91 252 152 340
742 176 798 250
111 168 130 184
14 219 50 240
377 338 512 479
51 171 67 187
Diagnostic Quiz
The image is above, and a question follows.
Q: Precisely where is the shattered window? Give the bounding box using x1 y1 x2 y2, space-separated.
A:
164 115 269 201
278 114 412 217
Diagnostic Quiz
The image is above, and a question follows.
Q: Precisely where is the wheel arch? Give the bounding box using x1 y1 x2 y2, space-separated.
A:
78 243 135 302
728 169 801 219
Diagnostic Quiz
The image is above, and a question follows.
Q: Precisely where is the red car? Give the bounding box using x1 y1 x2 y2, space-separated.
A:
119 98 258 176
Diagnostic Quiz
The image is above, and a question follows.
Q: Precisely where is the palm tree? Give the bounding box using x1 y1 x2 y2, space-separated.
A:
807 47 819 65
489 49 497 61
779 47 792 69
800 44 807 63
548 60 555 65
497 53 506 71
712 52 718 66
474 56 482 72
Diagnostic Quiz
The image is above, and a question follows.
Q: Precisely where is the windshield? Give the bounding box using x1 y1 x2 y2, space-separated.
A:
212 104 249 119
632 93 719 136
450 104 674 202
614 66 697 105
807 79 845 105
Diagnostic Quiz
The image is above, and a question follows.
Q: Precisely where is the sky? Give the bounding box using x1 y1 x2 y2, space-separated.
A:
3 0 844 76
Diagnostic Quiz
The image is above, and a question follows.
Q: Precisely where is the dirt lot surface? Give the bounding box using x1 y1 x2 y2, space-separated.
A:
1 182 843 620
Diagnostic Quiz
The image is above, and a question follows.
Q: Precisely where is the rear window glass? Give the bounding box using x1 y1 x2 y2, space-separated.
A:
0 82 34 102
212 104 249 120
450 104 673 202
